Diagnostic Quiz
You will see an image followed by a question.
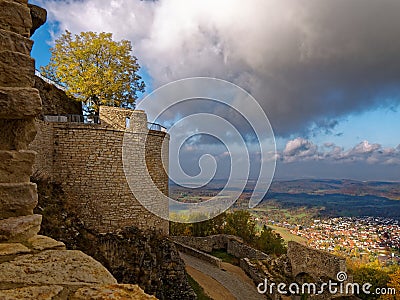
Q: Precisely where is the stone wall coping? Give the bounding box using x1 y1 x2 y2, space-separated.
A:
171 234 269 259
40 121 169 138
173 241 222 269
99 106 145 113
172 234 242 241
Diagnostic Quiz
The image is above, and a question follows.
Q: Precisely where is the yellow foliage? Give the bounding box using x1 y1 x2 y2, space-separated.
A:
41 31 145 112
381 268 400 300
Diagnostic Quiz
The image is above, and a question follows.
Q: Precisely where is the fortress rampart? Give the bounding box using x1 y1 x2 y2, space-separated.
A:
30 107 169 234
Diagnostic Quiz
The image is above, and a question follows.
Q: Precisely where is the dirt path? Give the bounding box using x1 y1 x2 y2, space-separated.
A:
186 266 236 300
220 262 256 287
180 252 266 300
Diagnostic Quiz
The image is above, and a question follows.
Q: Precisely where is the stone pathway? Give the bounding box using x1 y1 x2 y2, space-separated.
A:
180 252 266 300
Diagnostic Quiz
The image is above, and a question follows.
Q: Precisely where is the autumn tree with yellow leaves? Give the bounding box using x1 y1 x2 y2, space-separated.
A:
42 31 145 114
381 268 400 300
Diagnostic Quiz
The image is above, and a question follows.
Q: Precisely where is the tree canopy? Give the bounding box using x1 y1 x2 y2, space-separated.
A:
41 31 145 113
170 210 287 256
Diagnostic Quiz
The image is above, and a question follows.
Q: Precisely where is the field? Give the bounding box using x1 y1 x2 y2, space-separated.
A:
267 225 306 244
251 205 319 225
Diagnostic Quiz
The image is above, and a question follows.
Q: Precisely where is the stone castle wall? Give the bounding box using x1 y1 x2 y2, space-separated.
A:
287 241 347 280
30 108 169 234
174 235 348 285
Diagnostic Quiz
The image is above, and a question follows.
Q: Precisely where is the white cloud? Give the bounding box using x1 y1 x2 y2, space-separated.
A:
283 137 319 162
349 140 381 155
281 138 400 165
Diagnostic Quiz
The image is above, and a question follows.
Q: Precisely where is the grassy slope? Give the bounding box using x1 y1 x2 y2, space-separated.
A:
268 225 306 244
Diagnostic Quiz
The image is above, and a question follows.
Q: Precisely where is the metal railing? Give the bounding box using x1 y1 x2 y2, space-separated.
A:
67 114 101 124
43 114 101 124
44 114 167 132
148 122 167 132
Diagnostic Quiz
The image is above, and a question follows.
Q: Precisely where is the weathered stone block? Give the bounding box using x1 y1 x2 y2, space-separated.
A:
0 118 37 150
0 0 32 37
0 87 41 119
28 4 47 36
0 50 35 87
27 235 66 251
0 150 35 183
0 242 30 256
0 286 63 300
72 284 157 300
0 214 41 242
0 182 37 219
0 29 33 55
8 0 28 4
0 249 117 285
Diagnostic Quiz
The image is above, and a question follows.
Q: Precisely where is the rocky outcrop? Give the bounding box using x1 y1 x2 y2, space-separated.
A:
0 235 118 298
34 178 196 300
28 4 47 36
0 238 155 298
72 284 157 300
0 249 116 287
0 1 32 37
92 229 196 300
34 75 82 116
0 1 156 299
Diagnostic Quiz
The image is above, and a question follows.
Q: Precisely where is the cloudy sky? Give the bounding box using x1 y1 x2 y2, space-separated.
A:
30 0 400 181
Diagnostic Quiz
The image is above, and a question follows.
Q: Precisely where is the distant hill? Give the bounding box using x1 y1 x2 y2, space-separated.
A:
170 178 400 221
260 179 400 221
268 179 400 200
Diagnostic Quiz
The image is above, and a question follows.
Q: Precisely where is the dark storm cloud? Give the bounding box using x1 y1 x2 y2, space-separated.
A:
39 0 400 137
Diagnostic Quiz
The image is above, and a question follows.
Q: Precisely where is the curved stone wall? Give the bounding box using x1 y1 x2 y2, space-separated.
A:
30 108 169 234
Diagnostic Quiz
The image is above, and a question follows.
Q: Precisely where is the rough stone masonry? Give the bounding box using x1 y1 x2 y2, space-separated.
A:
30 106 170 234
0 1 157 298
0 0 44 246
